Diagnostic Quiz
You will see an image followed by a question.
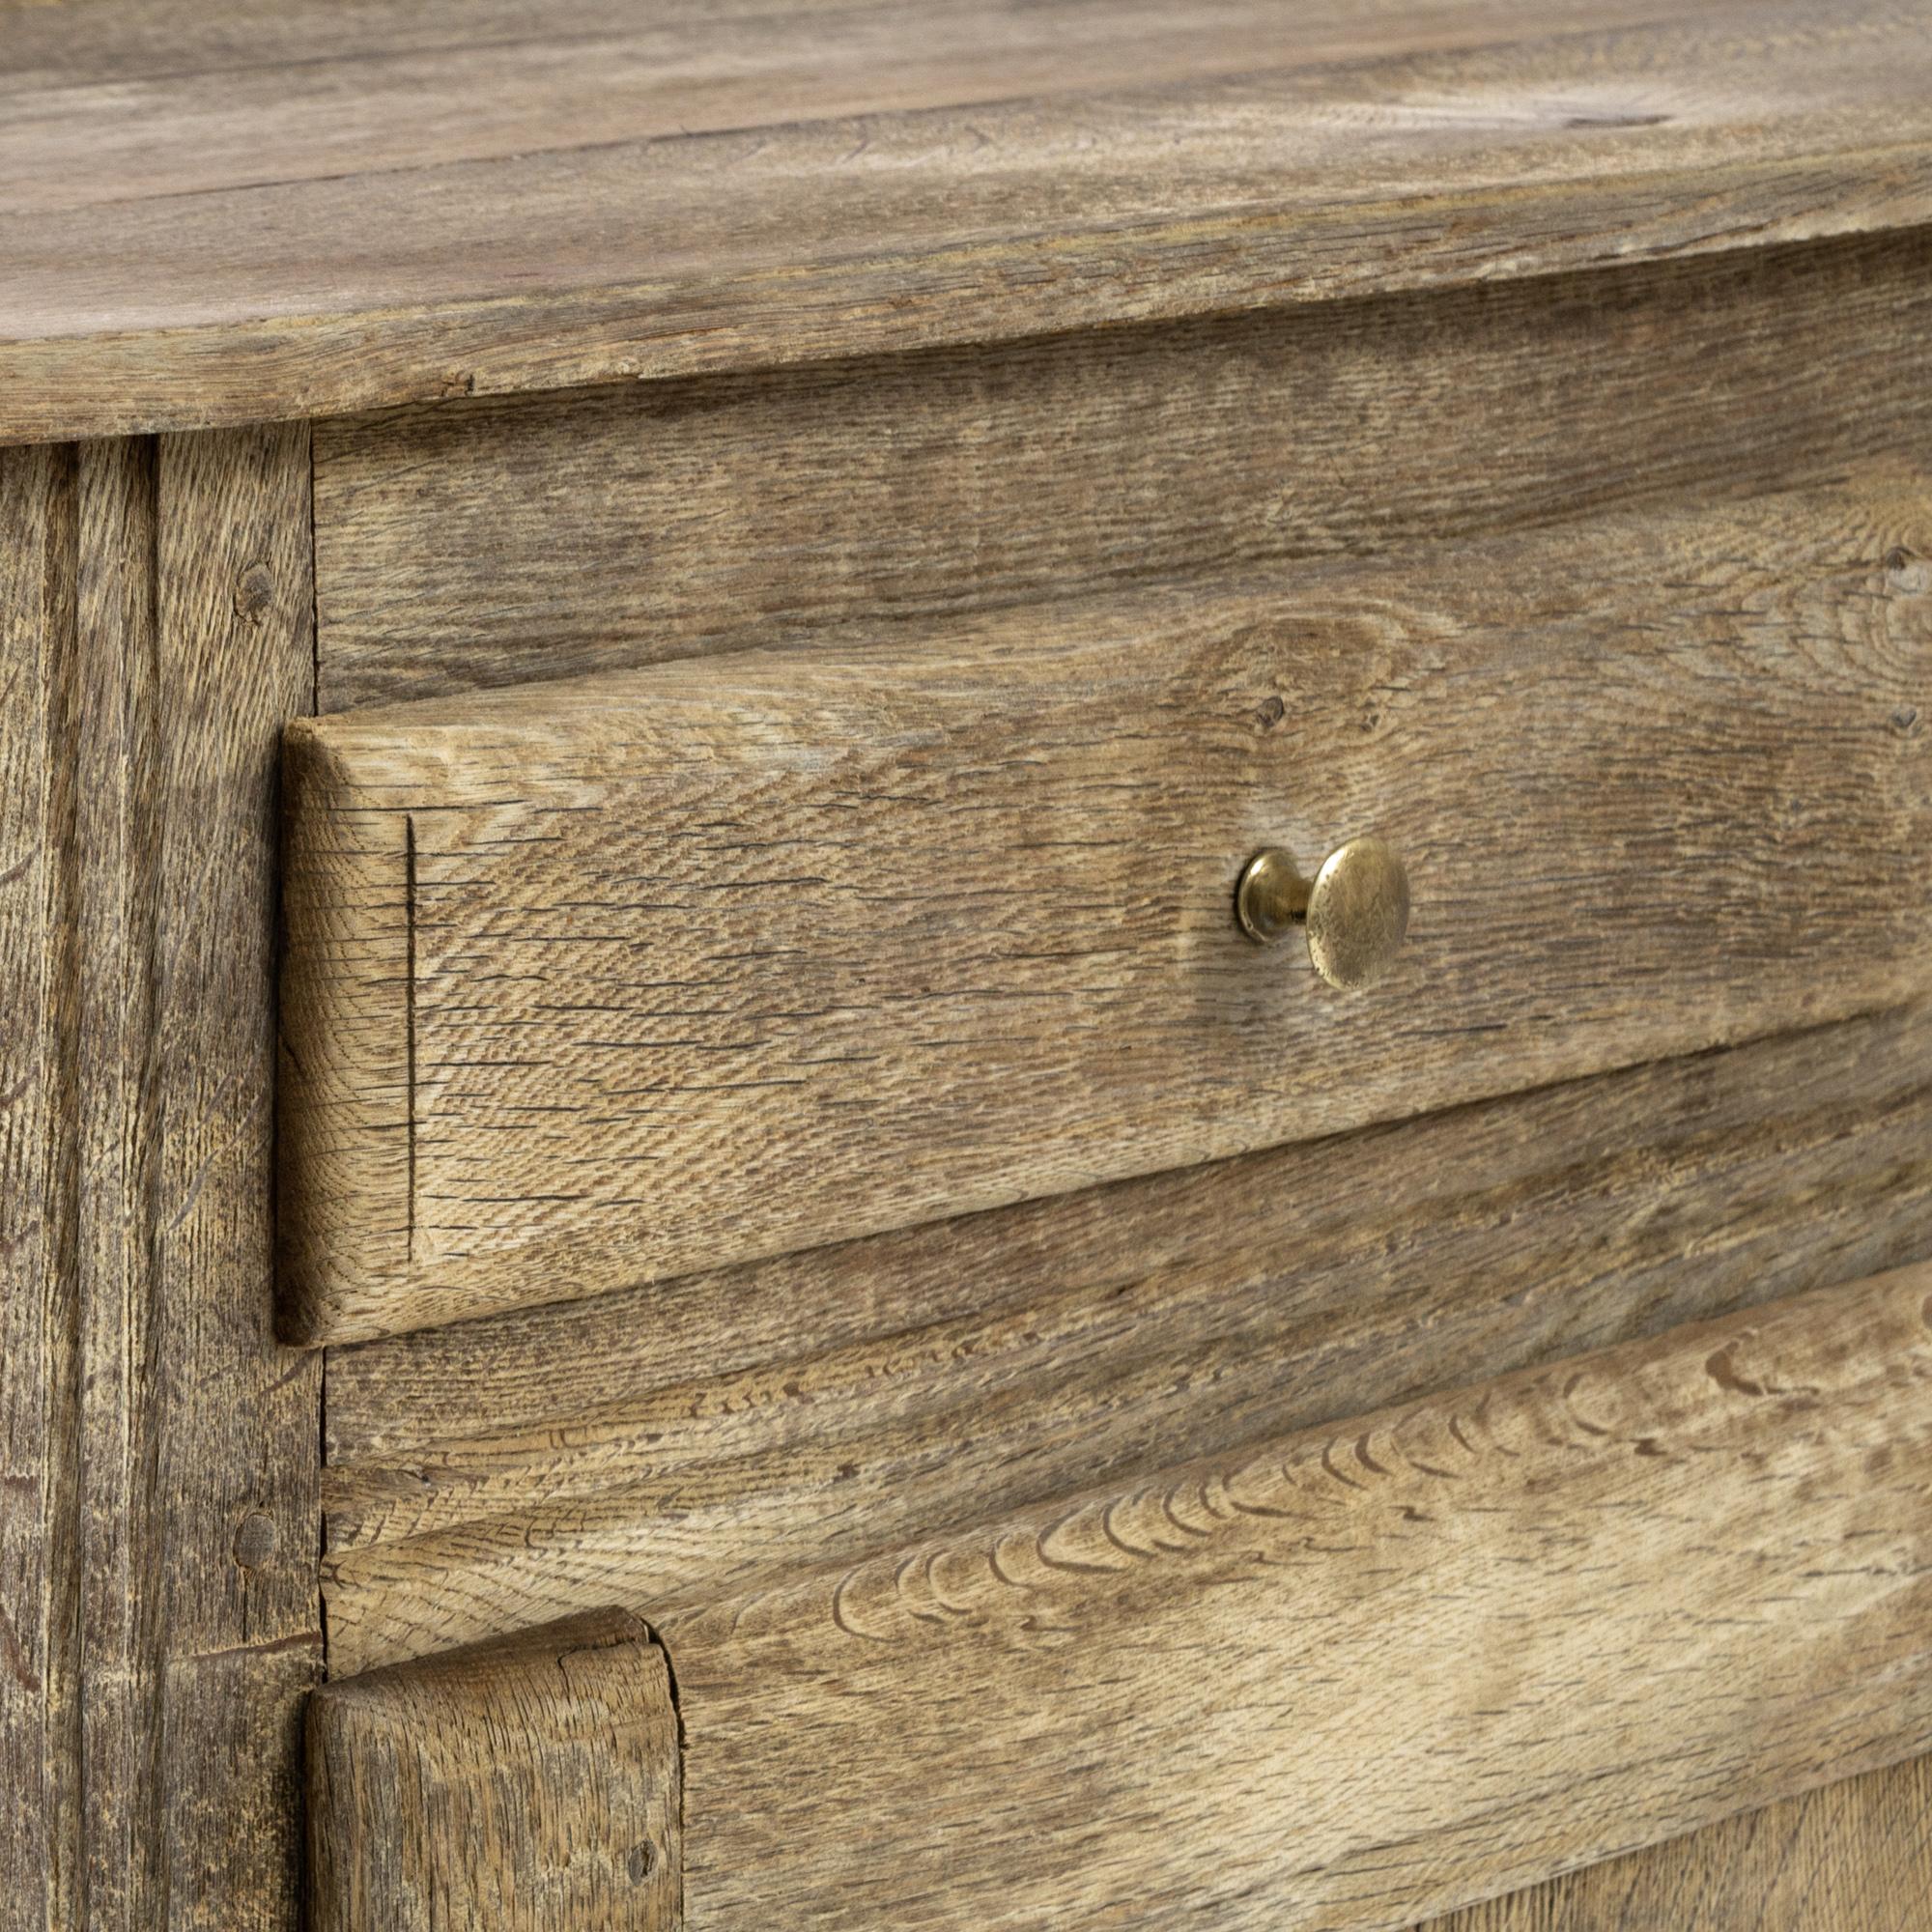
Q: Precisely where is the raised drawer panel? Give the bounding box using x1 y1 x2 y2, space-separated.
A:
306 1609 679 1932
321 1002 1932 1672
282 476 1932 1344
309 1265 1932 1931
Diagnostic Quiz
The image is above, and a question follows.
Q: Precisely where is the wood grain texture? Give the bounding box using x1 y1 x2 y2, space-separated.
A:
282 475 1932 1344
6 0 1932 441
321 999 1932 1674
0 429 320 1927
1423 1751 1932 1930
306 1608 680 1932
623 1265 1932 1930
312 227 1932 711
0 0 1622 204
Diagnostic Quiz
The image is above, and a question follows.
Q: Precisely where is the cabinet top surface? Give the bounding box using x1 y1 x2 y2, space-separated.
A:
4 0 1930 446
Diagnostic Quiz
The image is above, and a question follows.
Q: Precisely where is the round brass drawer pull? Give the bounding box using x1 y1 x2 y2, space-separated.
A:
1236 837 1410 990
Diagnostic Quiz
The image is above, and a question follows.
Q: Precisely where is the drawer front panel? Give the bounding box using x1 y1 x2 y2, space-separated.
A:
281 475 1932 1343
660 1265 1932 1932
306 1610 679 1932
309 1266 1932 1932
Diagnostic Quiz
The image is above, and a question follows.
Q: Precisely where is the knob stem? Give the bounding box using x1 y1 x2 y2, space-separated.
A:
1234 847 1311 943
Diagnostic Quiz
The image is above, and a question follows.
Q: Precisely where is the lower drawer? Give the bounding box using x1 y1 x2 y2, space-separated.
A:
308 1263 1932 1930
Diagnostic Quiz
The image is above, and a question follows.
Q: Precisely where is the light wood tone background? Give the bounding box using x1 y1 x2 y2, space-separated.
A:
319 1267 1932 1932
312 229 1932 711
322 1000 1932 1674
5 1 1932 441
1424 1753 1932 1930
306 1609 679 1932
282 475 1932 1343
0 430 319 1927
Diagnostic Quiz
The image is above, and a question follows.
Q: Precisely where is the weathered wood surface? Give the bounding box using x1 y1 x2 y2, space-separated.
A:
468 1266 1932 1931
0 0 1616 193
5 0 1932 441
283 475 1932 1344
322 1000 1932 1673
313 228 1932 711
0 430 320 1925
1423 1751 1932 1930
306 1609 680 1932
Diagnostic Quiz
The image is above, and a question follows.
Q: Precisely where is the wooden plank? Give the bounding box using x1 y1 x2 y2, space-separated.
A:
0 0 1747 108
5 1 1932 441
282 475 1932 1345
1422 1752 1932 1930
1 440 72 1932
0 0 1598 209
582 1264 1932 1930
306 1609 680 1932
321 1000 1932 1673
0 0 869 91
148 423 323 1926
0 429 321 1928
312 229 1932 711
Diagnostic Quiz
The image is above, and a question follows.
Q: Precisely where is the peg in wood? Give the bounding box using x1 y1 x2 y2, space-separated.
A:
1236 837 1410 989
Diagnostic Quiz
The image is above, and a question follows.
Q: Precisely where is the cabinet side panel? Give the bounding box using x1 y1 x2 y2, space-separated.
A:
0 428 321 1929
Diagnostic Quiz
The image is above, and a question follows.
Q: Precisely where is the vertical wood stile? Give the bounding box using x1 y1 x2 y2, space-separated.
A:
0 428 321 1929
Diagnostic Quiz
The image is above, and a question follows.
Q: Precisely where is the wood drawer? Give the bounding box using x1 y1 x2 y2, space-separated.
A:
279 473 1932 1345
307 1264 1932 1930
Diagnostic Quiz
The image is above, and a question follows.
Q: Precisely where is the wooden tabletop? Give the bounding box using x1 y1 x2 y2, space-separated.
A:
6 0 1932 444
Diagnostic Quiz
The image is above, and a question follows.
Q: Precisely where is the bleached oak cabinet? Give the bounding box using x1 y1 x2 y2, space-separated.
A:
5 3 1932 1927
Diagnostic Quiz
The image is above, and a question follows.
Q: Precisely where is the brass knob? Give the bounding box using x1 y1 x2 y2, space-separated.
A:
1236 837 1410 989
